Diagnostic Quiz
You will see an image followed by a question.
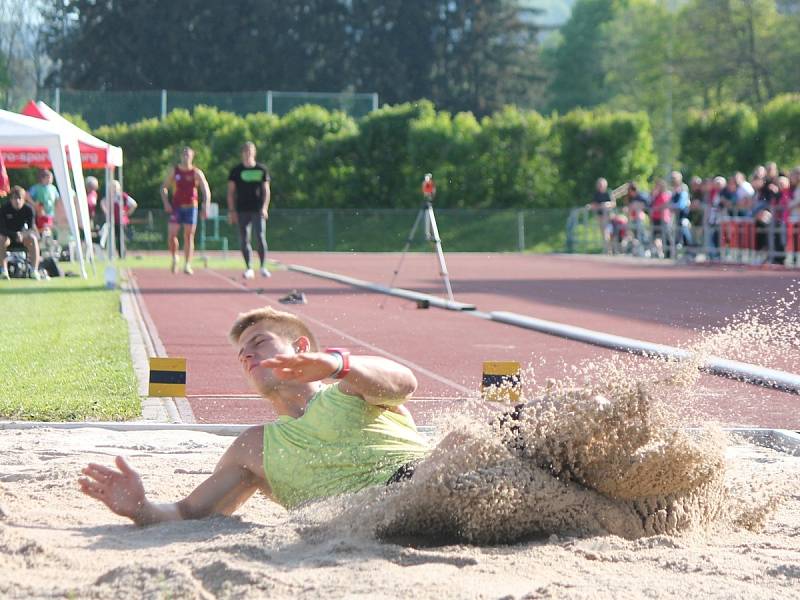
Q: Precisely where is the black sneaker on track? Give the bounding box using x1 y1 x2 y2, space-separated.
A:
279 289 307 304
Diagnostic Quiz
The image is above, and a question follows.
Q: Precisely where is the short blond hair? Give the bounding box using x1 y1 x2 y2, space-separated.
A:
228 306 318 350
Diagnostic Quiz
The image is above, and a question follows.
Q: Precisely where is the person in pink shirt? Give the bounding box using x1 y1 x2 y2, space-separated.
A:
84 176 99 227
648 179 672 258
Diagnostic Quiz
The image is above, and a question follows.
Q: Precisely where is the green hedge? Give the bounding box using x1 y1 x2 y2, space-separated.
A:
759 94 800 168
553 109 657 200
95 102 657 210
680 103 761 176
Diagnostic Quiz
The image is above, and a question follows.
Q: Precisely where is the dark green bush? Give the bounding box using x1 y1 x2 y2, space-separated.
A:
94 101 660 210
680 103 761 177
553 109 657 204
759 94 800 169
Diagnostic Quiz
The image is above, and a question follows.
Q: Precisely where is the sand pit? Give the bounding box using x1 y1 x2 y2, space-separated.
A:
0 422 798 599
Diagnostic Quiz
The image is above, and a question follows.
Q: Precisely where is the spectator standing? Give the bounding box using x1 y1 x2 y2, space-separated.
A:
85 176 99 227
0 151 9 197
624 182 649 253
669 171 692 248
588 177 615 253
28 169 59 234
160 146 211 275
0 186 40 279
734 171 754 217
750 176 775 261
705 177 728 260
101 180 137 258
788 167 800 220
649 179 672 258
227 142 271 280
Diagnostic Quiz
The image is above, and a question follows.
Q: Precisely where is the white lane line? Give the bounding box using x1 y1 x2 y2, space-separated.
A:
204 269 474 395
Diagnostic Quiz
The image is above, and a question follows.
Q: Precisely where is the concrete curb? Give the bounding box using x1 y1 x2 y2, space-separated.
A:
0 421 437 439
0 422 795 455
726 428 800 457
121 270 195 423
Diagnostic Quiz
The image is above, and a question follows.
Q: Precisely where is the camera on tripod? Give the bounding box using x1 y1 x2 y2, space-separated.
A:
421 173 436 202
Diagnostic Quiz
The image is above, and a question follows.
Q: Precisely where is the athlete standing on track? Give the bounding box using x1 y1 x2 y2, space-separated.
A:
227 141 271 280
160 146 211 275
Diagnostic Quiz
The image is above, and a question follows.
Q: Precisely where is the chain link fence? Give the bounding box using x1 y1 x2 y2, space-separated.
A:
41 89 379 128
116 207 572 254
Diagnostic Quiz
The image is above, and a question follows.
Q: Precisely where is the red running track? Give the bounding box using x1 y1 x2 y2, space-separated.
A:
131 253 800 429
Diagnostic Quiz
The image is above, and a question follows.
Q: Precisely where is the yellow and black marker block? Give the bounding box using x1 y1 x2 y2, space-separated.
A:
481 361 521 403
148 357 187 397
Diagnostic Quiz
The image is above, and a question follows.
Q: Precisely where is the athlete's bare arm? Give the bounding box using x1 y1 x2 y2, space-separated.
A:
262 181 271 220
261 352 417 406
196 168 212 218
227 181 238 224
160 170 175 213
78 426 269 526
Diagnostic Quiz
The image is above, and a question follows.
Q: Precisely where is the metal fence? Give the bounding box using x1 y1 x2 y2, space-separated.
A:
41 89 380 129
566 206 800 267
114 207 573 254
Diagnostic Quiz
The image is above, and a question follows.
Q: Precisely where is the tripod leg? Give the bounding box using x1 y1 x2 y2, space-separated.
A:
387 208 425 291
425 205 455 302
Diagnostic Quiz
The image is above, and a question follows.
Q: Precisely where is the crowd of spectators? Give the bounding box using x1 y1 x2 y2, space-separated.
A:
0 168 136 279
588 162 800 264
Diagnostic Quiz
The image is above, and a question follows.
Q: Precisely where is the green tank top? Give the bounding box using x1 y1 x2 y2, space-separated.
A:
263 384 429 508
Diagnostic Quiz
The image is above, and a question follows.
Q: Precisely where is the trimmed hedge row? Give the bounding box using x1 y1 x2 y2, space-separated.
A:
95 101 656 209
680 94 800 177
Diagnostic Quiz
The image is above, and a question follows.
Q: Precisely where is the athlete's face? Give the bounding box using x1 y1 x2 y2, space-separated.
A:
241 145 256 163
181 147 194 164
236 322 295 394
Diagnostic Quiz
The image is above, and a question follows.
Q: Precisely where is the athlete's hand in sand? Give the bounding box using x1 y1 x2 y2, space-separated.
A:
260 352 340 382
79 456 147 521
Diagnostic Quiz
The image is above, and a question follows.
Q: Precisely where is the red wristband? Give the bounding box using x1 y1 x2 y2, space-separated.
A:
325 347 350 379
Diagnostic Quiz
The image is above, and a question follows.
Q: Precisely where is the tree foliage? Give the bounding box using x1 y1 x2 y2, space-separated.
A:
680 103 761 177
95 102 657 211
42 0 542 116
544 0 617 113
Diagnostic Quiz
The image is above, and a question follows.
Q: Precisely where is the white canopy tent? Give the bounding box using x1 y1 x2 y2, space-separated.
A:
22 101 124 263
0 109 92 277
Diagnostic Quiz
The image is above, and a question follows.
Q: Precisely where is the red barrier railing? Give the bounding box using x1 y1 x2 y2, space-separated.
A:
719 219 756 250
786 220 800 257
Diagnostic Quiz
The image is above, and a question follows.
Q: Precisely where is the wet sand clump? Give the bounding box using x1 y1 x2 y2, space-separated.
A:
364 384 729 544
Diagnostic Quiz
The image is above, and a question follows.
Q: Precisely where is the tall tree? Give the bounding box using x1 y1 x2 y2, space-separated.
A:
675 0 792 108
42 0 544 115
544 0 618 113
0 0 47 109
602 0 680 172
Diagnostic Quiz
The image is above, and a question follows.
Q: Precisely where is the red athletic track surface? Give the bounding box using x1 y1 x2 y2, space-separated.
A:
131 253 800 429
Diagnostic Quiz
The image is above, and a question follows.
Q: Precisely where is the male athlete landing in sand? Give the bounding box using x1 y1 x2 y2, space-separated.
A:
78 307 428 523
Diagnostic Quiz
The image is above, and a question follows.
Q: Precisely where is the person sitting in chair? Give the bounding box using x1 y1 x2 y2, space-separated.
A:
0 186 40 280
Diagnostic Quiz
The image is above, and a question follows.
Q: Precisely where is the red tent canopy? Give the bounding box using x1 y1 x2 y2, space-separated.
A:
1 100 122 169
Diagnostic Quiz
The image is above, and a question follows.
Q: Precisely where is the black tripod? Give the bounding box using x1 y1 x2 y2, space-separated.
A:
388 198 454 301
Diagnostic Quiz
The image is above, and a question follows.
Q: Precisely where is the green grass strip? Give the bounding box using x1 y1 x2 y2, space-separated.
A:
0 271 139 421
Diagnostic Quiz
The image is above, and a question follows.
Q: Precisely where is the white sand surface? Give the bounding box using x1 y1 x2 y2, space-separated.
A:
1 425 798 599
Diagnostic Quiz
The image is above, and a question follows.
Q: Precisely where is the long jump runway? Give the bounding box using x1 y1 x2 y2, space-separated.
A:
131 253 799 428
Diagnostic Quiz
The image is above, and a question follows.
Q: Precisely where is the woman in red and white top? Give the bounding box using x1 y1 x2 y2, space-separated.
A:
101 180 137 258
